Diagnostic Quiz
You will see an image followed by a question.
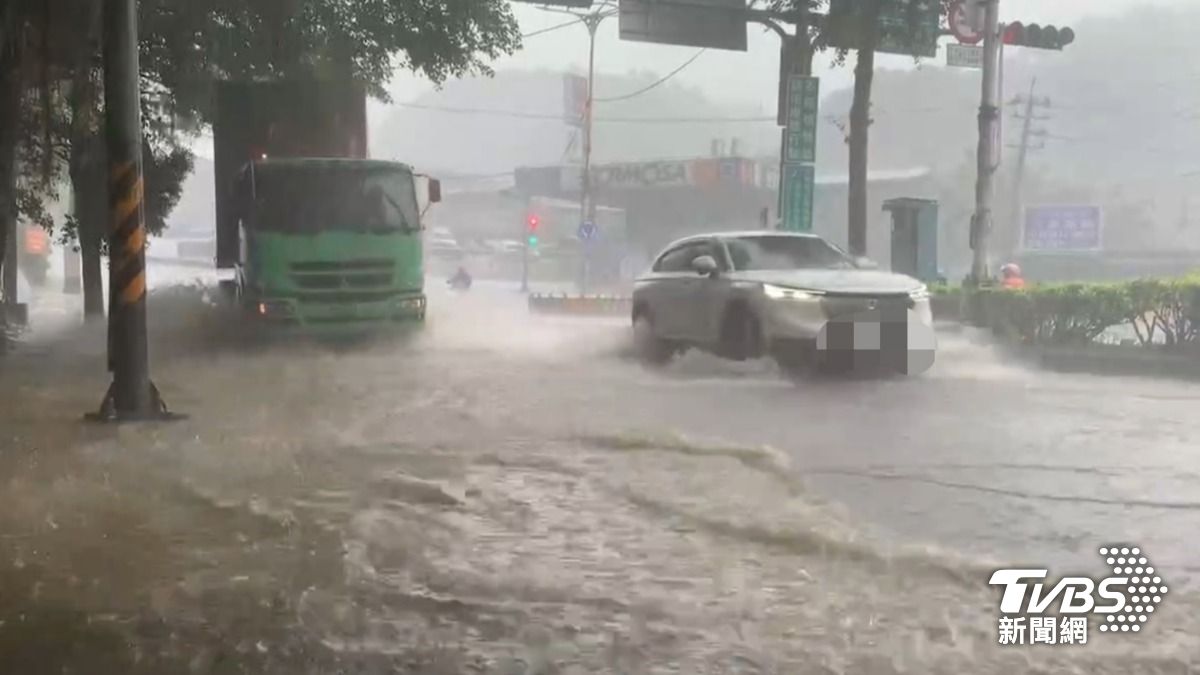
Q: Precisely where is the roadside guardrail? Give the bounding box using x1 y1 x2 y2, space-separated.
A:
528 293 632 317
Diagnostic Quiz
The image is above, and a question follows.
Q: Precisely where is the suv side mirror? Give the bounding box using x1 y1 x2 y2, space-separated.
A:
691 255 719 276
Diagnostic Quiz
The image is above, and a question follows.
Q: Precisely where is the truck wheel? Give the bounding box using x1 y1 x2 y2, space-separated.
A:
633 314 675 366
218 280 238 305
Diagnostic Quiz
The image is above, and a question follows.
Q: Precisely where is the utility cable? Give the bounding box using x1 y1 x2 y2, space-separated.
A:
593 49 707 102
395 102 773 124
521 18 581 39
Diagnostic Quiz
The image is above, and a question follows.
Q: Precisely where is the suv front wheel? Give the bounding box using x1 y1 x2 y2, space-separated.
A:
632 314 676 366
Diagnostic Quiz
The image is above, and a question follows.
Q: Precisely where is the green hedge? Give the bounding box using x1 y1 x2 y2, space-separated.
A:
937 276 1200 350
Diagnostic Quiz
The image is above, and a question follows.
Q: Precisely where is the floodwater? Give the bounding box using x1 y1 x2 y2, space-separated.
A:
2 273 1199 673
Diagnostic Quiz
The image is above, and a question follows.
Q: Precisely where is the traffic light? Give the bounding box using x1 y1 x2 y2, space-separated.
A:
526 214 540 247
1002 22 1075 50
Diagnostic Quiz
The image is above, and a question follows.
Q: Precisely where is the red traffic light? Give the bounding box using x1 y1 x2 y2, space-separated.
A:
526 214 540 231
1002 22 1020 44
1002 21 1073 50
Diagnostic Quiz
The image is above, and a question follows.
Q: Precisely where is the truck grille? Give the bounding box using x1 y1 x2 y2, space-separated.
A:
290 259 394 292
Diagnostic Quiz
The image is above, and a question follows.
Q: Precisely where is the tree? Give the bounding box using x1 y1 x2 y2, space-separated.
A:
0 0 35 306
139 0 523 122
2 0 522 318
846 0 882 257
772 0 950 257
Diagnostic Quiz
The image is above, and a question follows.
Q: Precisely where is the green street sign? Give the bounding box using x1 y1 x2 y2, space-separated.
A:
785 75 819 163
826 0 939 58
780 163 815 232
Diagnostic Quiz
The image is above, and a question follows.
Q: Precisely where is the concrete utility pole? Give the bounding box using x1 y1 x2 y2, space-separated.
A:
1006 77 1049 257
969 0 1002 284
90 0 174 421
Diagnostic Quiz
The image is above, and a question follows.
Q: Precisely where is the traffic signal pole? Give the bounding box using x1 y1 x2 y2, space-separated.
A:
89 0 175 422
969 0 1001 284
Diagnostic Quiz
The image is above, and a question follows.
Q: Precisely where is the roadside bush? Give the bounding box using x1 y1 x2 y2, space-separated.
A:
967 276 1200 350
1122 276 1200 349
981 283 1130 346
929 283 963 320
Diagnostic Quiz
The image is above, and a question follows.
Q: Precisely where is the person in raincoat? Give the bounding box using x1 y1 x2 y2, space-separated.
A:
999 263 1025 289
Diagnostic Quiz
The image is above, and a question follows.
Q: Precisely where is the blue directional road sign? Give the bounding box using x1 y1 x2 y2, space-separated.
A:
1023 205 1102 251
578 220 599 241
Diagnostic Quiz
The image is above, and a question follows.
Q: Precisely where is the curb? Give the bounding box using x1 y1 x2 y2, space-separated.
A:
934 314 1200 381
1026 344 1200 381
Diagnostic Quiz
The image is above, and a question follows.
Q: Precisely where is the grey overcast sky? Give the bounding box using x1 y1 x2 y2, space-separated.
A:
190 0 1188 158
377 0 1188 116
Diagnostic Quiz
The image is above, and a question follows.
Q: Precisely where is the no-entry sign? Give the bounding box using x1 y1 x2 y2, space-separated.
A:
949 1 983 45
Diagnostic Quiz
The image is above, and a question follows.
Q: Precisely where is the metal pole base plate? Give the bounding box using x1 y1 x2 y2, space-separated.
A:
85 381 187 423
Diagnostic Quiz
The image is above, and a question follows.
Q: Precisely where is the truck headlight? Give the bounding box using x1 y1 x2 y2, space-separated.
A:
256 300 294 317
763 284 824 301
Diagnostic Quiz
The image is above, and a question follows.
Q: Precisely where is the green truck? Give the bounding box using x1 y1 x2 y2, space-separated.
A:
213 80 439 333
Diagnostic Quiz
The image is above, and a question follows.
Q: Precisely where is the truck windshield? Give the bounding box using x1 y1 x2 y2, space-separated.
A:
249 165 420 234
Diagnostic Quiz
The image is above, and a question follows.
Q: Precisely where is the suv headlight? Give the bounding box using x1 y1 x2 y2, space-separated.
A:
763 284 824 301
909 286 931 301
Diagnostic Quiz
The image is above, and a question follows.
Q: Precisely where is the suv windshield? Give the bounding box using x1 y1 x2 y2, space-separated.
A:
725 235 853 271
249 164 420 234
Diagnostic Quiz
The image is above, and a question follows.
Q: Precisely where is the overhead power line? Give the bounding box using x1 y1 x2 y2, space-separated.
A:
593 49 707 102
521 18 580 39
395 102 773 124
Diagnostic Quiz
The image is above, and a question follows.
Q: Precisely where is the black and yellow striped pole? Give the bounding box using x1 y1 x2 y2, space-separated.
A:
89 0 173 421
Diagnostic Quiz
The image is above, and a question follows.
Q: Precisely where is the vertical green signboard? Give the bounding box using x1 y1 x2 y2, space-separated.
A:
780 163 815 232
780 75 818 231
784 75 819 164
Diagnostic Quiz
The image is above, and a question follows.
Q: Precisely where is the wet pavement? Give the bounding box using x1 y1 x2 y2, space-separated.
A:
2 272 1200 673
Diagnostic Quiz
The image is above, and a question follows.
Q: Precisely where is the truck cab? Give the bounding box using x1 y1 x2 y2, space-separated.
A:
229 158 439 331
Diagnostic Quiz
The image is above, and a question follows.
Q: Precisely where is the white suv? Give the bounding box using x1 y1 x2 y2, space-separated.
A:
631 231 935 375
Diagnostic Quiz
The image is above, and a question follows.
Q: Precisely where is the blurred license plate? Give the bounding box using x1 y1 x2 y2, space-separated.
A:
816 308 937 375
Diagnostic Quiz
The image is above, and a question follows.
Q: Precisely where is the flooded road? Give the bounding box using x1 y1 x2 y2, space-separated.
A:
2 276 1199 673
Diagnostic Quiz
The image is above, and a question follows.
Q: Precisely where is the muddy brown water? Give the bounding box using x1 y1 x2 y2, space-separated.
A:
1 282 1198 673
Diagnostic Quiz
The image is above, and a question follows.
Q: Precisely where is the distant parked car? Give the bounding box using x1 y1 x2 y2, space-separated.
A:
427 231 464 261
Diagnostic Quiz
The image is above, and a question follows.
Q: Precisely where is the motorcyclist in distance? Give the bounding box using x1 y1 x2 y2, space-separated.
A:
448 266 472 290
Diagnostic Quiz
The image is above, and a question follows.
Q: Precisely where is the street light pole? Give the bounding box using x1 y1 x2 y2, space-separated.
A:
579 13 602 295
533 3 614 295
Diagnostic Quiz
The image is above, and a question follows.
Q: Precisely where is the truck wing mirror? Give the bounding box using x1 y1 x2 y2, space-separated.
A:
428 178 442 204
